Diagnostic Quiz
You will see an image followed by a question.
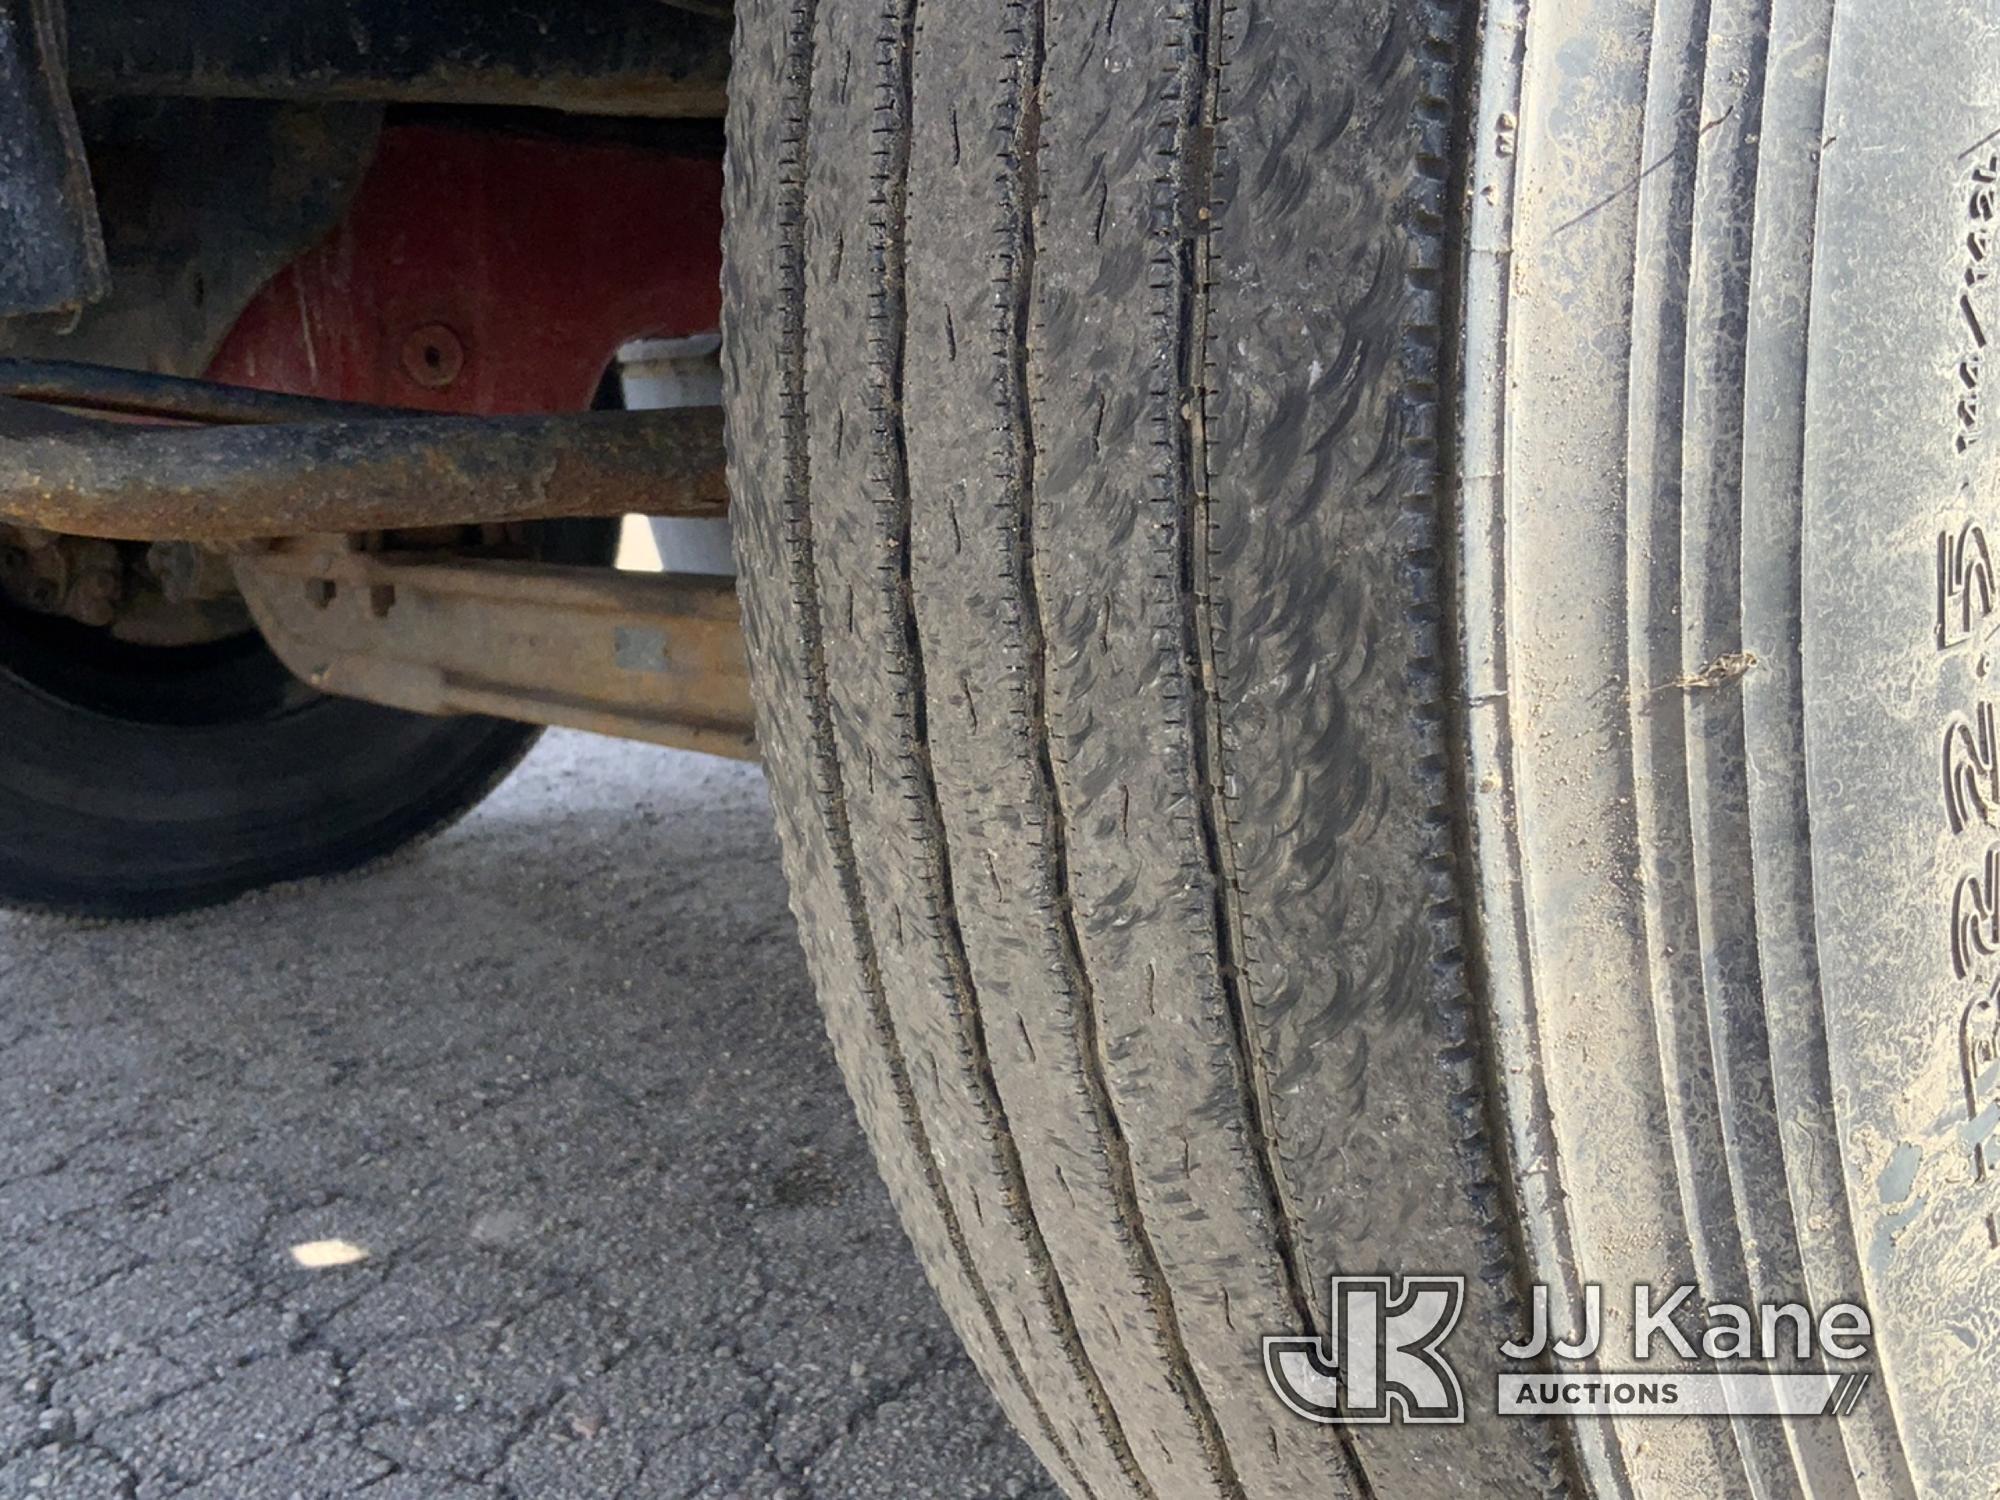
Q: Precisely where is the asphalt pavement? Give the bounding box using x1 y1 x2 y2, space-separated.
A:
0 733 1058 1500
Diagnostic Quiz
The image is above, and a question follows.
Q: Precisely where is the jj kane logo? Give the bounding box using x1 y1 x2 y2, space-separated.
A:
1264 1278 1876 1426
1263 1277 1466 1425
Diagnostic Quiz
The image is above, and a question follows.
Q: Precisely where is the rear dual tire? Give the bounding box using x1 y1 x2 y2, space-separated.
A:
0 520 609 919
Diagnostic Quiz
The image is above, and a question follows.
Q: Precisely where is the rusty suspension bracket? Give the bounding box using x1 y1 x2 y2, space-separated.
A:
0 358 410 425
0 359 749 757
0 363 727 541
233 539 755 762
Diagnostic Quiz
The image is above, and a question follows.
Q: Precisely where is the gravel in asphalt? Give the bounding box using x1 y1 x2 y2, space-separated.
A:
0 732 1058 1500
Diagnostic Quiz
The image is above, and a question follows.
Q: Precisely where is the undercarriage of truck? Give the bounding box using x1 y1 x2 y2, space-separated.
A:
1 1 1987 1496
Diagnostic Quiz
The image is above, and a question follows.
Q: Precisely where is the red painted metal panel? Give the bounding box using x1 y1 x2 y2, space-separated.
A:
206 124 723 414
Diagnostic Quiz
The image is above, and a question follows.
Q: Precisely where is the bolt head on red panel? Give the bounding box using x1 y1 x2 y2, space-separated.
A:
399 324 466 389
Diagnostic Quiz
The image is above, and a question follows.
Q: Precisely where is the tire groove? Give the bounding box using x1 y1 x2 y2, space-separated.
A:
1162 8 1373 1493
761 3 1094 1492
863 4 1155 1494
1008 2 1244 1494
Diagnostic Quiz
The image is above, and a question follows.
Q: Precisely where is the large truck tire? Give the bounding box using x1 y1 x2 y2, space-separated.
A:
723 0 1965 1494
